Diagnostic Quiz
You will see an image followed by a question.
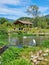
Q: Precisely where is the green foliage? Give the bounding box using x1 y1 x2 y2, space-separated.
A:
1 47 23 62
4 22 13 27
41 40 49 47
0 42 5 47
1 47 34 65
0 30 8 35
2 58 32 65
26 5 40 17
0 30 8 46
1 46 49 65
0 18 8 24
1 47 38 65
0 42 8 47
18 16 49 29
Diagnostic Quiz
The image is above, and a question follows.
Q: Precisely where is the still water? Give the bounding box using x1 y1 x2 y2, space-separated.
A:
8 35 49 46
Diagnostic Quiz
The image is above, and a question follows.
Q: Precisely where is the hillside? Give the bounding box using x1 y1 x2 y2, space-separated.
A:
45 14 49 18
17 17 33 22
6 18 14 22
0 17 14 22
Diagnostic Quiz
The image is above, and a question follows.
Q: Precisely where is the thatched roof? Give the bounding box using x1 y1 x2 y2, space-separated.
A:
14 20 32 25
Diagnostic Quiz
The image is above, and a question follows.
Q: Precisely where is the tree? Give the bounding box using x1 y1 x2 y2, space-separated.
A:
37 17 47 29
26 5 40 27
27 5 40 17
0 18 8 24
46 18 49 28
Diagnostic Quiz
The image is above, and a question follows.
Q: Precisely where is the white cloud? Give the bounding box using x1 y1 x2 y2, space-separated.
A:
43 12 49 16
0 0 32 19
0 5 31 19
0 0 31 6
0 0 20 5
0 6 49 19
38 6 49 16
0 0 49 19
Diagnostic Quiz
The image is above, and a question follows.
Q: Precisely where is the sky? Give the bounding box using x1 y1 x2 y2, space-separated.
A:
0 0 49 20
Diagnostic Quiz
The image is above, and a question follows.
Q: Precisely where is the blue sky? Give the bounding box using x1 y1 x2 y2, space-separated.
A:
0 0 49 20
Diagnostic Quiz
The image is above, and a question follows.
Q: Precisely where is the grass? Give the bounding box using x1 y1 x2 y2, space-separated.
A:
1 58 32 65
0 46 49 65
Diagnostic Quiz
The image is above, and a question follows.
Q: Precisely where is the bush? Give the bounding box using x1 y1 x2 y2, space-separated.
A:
0 42 5 47
0 42 8 47
41 40 49 47
1 47 32 65
1 47 23 62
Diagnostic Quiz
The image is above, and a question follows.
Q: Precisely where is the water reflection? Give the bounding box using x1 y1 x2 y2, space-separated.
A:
8 35 49 46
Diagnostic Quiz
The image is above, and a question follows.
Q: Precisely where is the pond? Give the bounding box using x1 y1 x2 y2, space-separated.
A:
0 33 49 47
8 34 49 46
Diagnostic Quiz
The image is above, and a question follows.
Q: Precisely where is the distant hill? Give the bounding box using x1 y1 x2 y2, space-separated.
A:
6 18 14 22
17 17 33 22
0 17 14 22
45 14 49 18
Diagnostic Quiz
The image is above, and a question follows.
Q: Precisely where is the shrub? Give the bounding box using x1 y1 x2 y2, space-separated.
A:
0 42 8 47
41 40 49 47
1 47 23 62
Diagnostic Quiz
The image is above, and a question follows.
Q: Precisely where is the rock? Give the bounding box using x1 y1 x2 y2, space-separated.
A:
31 55 39 59
33 59 40 65
35 61 39 65
37 50 42 56
37 57 44 61
33 56 39 59
44 49 49 53
44 59 49 62
43 53 48 57
31 55 34 58
33 59 37 63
